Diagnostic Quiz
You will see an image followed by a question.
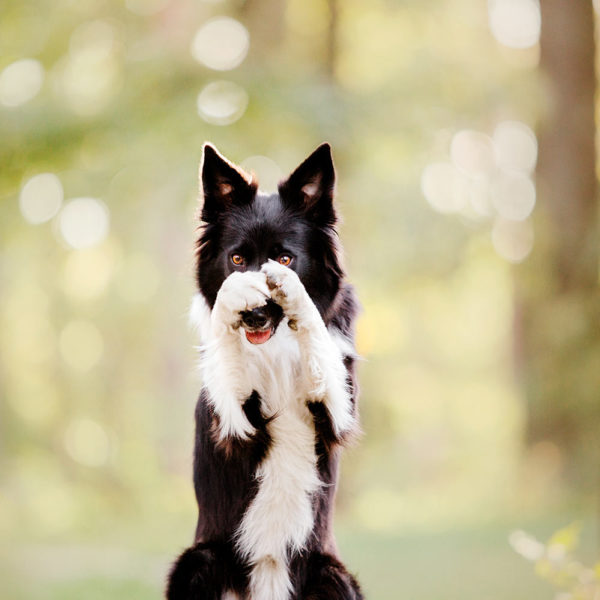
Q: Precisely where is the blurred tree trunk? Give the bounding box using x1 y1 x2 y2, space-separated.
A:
515 0 600 488
241 0 286 59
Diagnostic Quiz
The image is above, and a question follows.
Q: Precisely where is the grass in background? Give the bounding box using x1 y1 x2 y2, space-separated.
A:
5 518 586 600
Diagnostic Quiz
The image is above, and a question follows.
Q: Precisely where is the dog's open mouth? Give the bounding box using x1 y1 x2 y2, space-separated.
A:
245 328 274 345
240 299 283 345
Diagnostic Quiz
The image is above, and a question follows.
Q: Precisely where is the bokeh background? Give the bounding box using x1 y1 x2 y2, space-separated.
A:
1 0 599 598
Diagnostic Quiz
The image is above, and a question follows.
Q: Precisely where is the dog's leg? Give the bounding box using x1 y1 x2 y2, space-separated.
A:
261 261 355 438
166 542 244 600
293 552 364 600
199 271 271 441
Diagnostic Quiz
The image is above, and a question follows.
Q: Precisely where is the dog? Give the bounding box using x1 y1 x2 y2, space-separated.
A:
166 142 363 600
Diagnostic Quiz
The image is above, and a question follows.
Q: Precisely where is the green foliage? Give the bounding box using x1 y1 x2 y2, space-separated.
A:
511 523 600 600
0 0 539 545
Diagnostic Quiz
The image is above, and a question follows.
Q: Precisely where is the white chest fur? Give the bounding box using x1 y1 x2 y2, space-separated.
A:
235 325 322 600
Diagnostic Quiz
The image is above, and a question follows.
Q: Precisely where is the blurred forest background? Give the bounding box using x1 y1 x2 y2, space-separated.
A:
1 0 599 598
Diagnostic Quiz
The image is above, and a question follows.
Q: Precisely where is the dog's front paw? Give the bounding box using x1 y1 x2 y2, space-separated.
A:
261 260 308 322
213 271 270 330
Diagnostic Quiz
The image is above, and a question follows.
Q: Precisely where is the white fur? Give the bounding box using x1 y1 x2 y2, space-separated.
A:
199 271 271 440
189 292 212 341
262 260 355 436
235 324 322 600
189 265 356 600
330 327 357 363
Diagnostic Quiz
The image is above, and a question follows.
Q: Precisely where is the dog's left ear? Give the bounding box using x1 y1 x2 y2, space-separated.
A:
278 143 337 225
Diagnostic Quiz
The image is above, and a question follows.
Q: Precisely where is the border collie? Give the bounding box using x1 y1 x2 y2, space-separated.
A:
166 143 363 600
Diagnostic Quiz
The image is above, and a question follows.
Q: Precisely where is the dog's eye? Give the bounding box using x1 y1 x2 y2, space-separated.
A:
278 254 293 266
231 254 245 266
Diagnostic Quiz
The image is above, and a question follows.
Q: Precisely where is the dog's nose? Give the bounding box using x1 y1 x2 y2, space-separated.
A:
241 306 269 330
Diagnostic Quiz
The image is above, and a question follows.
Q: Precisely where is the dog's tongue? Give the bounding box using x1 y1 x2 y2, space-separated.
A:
245 329 273 345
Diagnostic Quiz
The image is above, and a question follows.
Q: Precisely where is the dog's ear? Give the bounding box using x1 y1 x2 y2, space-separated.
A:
199 143 257 222
278 143 337 225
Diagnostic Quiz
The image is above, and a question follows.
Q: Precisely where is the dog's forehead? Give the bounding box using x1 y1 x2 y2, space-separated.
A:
252 191 282 217
222 192 304 244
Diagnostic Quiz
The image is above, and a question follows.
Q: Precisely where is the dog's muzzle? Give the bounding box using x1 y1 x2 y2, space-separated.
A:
240 299 284 345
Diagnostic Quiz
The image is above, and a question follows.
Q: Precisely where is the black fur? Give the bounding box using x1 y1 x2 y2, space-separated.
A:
167 143 362 599
192 390 272 544
167 542 248 600
290 552 364 600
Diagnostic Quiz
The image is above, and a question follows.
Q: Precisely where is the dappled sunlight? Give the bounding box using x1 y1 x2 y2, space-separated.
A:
488 0 541 49
19 173 64 225
58 20 122 115
190 17 250 71
451 130 495 176
1 0 597 598
197 80 249 125
509 529 545 561
493 120 538 174
57 197 110 249
421 161 470 214
0 58 44 107
422 120 537 262
491 170 536 221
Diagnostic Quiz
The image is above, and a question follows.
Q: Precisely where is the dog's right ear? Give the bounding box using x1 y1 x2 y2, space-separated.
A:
199 143 257 222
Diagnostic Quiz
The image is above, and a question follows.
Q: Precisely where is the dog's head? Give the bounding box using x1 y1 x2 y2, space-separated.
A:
195 143 344 324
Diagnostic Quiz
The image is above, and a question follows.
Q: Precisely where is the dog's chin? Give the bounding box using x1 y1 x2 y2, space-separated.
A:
244 328 273 344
